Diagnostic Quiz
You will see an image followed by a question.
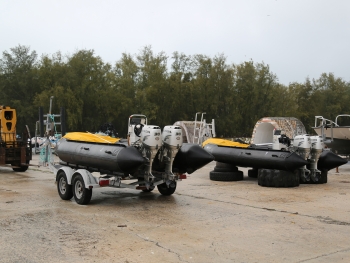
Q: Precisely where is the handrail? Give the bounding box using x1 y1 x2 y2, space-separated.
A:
335 114 350 125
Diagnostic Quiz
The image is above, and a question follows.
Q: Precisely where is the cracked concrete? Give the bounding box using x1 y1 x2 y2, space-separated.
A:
1 155 350 262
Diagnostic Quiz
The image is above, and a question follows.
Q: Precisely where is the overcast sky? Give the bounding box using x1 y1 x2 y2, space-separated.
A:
1 0 349 85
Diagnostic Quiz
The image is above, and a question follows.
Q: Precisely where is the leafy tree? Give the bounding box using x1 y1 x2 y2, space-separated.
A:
0 45 39 132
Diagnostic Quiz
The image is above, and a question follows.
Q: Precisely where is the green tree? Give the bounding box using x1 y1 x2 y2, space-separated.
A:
0 45 39 133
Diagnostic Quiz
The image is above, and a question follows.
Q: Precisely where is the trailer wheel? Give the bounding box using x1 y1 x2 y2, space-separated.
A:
157 182 176 196
209 170 243 181
12 161 29 172
57 171 73 200
72 175 92 205
258 169 299 187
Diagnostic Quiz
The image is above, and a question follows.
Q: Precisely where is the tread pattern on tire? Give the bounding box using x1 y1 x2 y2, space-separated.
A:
57 171 73 200
258 169 299 187
72 175 92 205
210 170 243 181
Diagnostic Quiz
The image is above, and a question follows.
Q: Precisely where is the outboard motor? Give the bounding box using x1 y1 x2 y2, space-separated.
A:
140 125 162 182
159 126 183 180
293 134 311 181
308 136 324 181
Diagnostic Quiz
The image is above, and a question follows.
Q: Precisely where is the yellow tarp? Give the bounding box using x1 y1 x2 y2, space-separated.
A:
202 138 249 148
64 132 120 144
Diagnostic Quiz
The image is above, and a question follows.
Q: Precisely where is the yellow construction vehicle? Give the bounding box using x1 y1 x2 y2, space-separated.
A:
0 105 32 171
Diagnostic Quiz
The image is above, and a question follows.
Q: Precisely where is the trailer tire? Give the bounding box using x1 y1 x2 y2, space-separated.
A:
210 170 243 181
157 182 176 196
72 175 92 205
57 171 73 200
12 161 29 172
258 169 299 187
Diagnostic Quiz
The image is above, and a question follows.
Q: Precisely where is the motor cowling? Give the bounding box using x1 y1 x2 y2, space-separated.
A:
160 126 183 178
293 134 311 160
308 135 324 181
293 134 311 181
141 125 162 149
138 125 162 181
162 126 183 148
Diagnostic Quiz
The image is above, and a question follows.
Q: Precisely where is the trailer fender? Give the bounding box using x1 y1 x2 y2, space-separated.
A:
72 169 100 189
56 166 75 185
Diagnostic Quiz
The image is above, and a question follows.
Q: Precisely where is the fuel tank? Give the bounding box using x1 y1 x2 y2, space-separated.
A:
173 143 214 174
55 138 145 174
203 143 308 171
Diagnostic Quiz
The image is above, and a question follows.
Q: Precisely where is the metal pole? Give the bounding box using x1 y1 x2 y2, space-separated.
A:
45 96 54 164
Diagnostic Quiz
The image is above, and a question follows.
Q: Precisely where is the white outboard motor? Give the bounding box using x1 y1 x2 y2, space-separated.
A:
159 126 183 180
140 125 162 181
293 134 311 181
308 136 324 181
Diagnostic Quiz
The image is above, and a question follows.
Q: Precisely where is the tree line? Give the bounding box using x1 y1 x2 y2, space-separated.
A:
1 45 349 138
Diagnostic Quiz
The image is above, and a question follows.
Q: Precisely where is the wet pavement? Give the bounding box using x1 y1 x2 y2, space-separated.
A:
1 155 350 262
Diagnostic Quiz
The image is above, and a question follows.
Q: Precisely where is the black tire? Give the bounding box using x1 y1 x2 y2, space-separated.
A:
248 169 258 178
214 162 238 172
300 169 328 184
12 161 29 172
209 170 243 181
57 171 73 200
157 182 176 196
72 175 92 205
258 169 299 187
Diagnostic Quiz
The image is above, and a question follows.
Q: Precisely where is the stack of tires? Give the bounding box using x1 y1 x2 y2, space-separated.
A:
209 162 243 181
210 163 328 187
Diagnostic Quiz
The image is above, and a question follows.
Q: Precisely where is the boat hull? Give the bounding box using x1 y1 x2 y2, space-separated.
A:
55 138 145 174
316 150 348 170
173 143 214 174
314 127 350 155
204 144 308 171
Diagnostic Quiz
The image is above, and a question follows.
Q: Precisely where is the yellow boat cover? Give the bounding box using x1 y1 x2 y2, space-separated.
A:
202 138 249 148
64 132 121 144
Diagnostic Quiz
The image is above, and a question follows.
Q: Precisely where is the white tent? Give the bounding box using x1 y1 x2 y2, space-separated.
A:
251 117 306 144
